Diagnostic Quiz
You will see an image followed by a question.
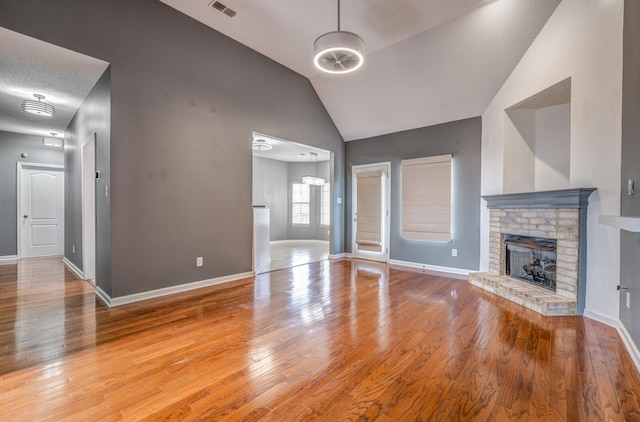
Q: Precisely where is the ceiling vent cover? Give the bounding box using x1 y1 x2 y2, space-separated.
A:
209 1 237 17
211 1 225 11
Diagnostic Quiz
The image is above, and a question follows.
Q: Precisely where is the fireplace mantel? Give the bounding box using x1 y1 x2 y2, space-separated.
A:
483 188 596 210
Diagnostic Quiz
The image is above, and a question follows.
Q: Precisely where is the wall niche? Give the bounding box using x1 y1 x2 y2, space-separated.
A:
503 78 571 193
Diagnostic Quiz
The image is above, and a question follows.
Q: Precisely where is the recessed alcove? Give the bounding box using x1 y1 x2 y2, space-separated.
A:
503 78 571 193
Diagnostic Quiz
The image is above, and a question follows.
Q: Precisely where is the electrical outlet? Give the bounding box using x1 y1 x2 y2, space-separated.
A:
196 257 203 267
627 291 631 309
452 249 458 257
72 245 75 253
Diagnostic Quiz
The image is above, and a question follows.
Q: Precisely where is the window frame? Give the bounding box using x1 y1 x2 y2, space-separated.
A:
291 182 311 227
320 183 330 227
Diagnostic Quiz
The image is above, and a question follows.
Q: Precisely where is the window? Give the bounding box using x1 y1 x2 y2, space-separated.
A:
320 183 330 226
292 183 310 225
401 154 452 242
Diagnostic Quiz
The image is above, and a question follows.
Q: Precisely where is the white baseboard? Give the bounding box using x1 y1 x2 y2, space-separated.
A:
98 271 255 307
330 253 352 260
95 285 111 307
617 321 640 373
270 239 329 245
388 259 472 276
0 255 18 265
255 258 271 274
63 257 85 280
583 308 619 327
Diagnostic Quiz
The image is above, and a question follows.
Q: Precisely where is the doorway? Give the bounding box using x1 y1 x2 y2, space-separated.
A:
252 132 332 273
17 163 65 258
352 162 391 263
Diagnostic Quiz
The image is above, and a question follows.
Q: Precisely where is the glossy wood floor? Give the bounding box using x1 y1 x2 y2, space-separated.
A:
1 258 640 421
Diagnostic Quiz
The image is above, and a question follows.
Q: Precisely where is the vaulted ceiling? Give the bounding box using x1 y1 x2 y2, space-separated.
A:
0 1 560 142
159 0 561 141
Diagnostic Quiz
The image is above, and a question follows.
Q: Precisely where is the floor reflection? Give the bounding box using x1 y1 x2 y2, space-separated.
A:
259 240 329 273
0 257 95 375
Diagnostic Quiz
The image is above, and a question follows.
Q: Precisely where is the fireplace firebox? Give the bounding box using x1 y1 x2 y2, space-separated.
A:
504 234 557 292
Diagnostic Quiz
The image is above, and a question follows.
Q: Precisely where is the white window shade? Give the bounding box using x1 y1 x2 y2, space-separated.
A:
401 154 452 242
355 170 383 251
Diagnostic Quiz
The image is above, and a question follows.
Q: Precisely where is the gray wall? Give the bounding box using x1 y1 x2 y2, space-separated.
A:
344 117 481 270
287 161 331 241
252 156 288 241
620 1 640 351
64 67 111 294
0 0 344 297
0 131 64 256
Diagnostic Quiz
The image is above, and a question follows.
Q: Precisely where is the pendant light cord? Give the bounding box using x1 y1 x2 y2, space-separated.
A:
337 0 341 31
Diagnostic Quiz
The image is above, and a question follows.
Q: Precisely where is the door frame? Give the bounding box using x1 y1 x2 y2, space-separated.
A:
351 161 391 263
82 134 97 285
16 162 65 259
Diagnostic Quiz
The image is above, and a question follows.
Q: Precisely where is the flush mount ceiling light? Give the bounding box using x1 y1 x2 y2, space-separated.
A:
313 0 364 74
43 132 63 147
252 139 272 151
302 176 326 186
21 94 56 117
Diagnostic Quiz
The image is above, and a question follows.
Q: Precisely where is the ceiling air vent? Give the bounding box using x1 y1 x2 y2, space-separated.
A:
209 1 237 17
210 1 225 11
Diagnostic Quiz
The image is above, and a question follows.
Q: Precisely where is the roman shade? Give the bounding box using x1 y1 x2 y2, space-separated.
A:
355 170 383 252
401 154 452 242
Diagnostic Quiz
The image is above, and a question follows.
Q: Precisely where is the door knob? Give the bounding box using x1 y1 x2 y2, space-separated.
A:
23 215 28 218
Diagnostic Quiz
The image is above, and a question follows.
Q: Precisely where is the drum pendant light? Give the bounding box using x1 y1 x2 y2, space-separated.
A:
21 94 56 117
313 0 364 74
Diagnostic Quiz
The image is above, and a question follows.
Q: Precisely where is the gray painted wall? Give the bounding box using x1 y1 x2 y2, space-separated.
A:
620 1 640 351
344 117 481 270
0 0 344 297
64 67 111 294
0 131 64 256
287 161 331 241
252 156 288 241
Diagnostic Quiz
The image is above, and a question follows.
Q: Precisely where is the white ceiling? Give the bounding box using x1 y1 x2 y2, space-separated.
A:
253 132 330 163
0 27 109 138
159 0 560 141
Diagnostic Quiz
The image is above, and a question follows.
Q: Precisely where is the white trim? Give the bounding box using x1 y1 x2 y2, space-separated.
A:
0 255 18 264
17 162 65 259
255 257 271 274
270 239 329 245
352 161 391 263
95 285 111 307
97 271 255 307
388 259 472 276
617 321 640 373
330 253 352 260
81 134 97 284
583 308 619 327
63 257 85 280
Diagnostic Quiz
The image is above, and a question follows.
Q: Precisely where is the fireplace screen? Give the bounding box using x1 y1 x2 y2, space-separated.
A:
504 234 557 291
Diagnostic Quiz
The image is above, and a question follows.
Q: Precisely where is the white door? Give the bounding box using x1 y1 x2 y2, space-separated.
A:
352 162 390 262
82 135 96 283
19 164 64 258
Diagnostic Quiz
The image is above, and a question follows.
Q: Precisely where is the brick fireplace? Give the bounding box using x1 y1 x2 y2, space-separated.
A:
469 188 595 316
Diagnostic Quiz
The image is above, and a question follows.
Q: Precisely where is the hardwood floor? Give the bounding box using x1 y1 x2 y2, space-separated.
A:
1 257 639 421
260 240 330 273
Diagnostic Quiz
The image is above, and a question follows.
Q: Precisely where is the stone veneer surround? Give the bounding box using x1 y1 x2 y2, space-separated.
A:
469 189 595 316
